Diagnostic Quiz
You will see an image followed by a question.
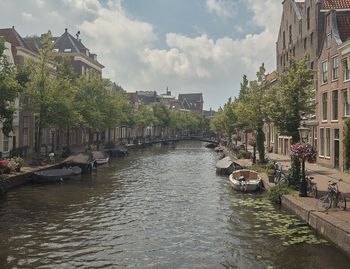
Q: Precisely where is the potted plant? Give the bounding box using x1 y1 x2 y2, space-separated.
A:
14 157 24 172
7 159 17 173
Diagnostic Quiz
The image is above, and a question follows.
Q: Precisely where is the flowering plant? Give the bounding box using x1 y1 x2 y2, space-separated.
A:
291 143 317 163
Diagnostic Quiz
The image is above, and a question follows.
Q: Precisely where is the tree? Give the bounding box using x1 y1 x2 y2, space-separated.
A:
265 56 314 143
134 105 158 141
50 57 80 153
0 37 23 136
238 74 249 100
22 31 56 157
235 64 269 163
75 70 109 145
152 103 171 137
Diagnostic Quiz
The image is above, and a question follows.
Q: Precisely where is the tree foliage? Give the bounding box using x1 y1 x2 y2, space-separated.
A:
0 37 23 136
265 56 314 143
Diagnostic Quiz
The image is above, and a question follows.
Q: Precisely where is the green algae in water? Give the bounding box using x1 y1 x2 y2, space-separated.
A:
231 196 328 246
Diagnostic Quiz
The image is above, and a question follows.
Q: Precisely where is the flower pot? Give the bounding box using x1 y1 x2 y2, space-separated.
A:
15 167 21 172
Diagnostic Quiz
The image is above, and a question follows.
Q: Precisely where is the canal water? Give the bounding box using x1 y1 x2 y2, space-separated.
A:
0 141 349 268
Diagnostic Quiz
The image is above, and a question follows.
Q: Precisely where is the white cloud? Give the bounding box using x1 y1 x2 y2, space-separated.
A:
22 12 37 22
206 0 233 17
0 0 282 109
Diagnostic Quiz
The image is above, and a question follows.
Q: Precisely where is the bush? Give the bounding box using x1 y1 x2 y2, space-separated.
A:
268 185 291 204
237 149 252 159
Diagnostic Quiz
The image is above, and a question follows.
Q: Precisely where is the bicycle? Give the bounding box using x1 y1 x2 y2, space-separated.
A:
271 161 290 187
316 179 346 211
306 175 317 198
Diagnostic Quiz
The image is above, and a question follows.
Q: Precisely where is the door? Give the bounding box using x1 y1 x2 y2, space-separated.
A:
334 129 340 169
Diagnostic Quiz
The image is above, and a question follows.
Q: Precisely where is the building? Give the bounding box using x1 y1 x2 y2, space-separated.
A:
0 40 19 157
0 27 40 155
178 93 203 114
317 7 350 170
274 0 325 155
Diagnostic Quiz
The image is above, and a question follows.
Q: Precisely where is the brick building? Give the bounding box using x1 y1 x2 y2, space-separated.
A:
317 6 350 170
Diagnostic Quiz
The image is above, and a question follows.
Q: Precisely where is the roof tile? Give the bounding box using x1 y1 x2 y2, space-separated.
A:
321 0 350 10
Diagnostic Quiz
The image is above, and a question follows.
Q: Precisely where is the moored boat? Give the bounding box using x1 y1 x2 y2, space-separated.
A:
229 170 263 192
216 156 243 175
92 151 110 165
104 145 128 157
64 151 96 174
33 166 82 183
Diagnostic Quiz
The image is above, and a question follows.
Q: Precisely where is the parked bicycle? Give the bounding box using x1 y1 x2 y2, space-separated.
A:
271 160 290 187
306 174 317 198
316 179 346 211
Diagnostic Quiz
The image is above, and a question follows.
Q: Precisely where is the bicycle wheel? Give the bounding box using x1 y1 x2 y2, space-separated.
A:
316 194 331 211
337 193 347 210
310 185 318 198
278 175 289 188
274 173 280 184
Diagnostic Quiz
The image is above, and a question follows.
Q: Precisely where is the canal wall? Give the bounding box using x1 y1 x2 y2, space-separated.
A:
281 194 350 257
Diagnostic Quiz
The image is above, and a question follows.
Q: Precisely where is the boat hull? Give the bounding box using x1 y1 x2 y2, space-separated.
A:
229 170 263 192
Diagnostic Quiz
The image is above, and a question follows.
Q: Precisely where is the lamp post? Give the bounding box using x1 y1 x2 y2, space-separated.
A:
298 122 310 197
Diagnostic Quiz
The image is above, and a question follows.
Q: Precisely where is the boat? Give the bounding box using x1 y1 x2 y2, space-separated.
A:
229 170 263 192
205 143 217 149
92 151 109 165
64 151 96 174
33 166 82 183
104 145 128 157
216 156 243 175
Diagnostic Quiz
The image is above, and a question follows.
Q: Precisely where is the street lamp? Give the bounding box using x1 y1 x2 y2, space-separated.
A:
298 122 311 197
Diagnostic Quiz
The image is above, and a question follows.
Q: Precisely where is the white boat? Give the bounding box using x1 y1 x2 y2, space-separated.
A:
229 170 263 192
92 151 110 165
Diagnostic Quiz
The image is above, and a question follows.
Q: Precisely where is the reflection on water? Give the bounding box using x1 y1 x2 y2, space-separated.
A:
0 141 349 268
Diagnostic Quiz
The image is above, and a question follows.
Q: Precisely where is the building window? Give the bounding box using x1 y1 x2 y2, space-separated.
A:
310 32 313 45
299 20 302 36
3 135 9 152
332 90 338 121
314 127 317 149
289 25 292 44
332 56 339 80
23 128 29 147
325 128 330 158
283 31 286 49
322 61 328 83
293 47 295 57
310 61 314 70
322 92 328 121
344 58 350 81
307 7 310 29
343 90 350 116
304 37 307 50
320 128 324 156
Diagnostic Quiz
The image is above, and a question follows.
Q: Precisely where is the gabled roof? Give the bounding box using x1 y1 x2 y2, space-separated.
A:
321 0 350 10
23 36 42 53
0 27 31 51
336 11 350 42
54 29 88 54
178 93 203 110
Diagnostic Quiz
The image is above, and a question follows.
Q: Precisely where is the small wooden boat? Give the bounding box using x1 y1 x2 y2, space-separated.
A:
216 156 243 175
229 170 263 192
33 166 82 183
92 151 109 165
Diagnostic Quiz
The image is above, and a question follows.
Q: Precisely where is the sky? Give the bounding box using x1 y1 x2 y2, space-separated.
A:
0 0 282 110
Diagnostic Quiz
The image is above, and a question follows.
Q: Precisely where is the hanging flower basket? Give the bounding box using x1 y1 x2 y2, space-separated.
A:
291 143 317 163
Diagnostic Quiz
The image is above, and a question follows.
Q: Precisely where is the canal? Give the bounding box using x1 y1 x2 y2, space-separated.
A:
0 141 349 268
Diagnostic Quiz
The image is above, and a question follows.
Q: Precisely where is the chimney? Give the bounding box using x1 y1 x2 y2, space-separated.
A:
65 28 68 33
12 26 15 29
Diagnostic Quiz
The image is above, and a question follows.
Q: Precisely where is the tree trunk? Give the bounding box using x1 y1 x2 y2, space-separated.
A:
256 127 265 163
66 127 70 151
